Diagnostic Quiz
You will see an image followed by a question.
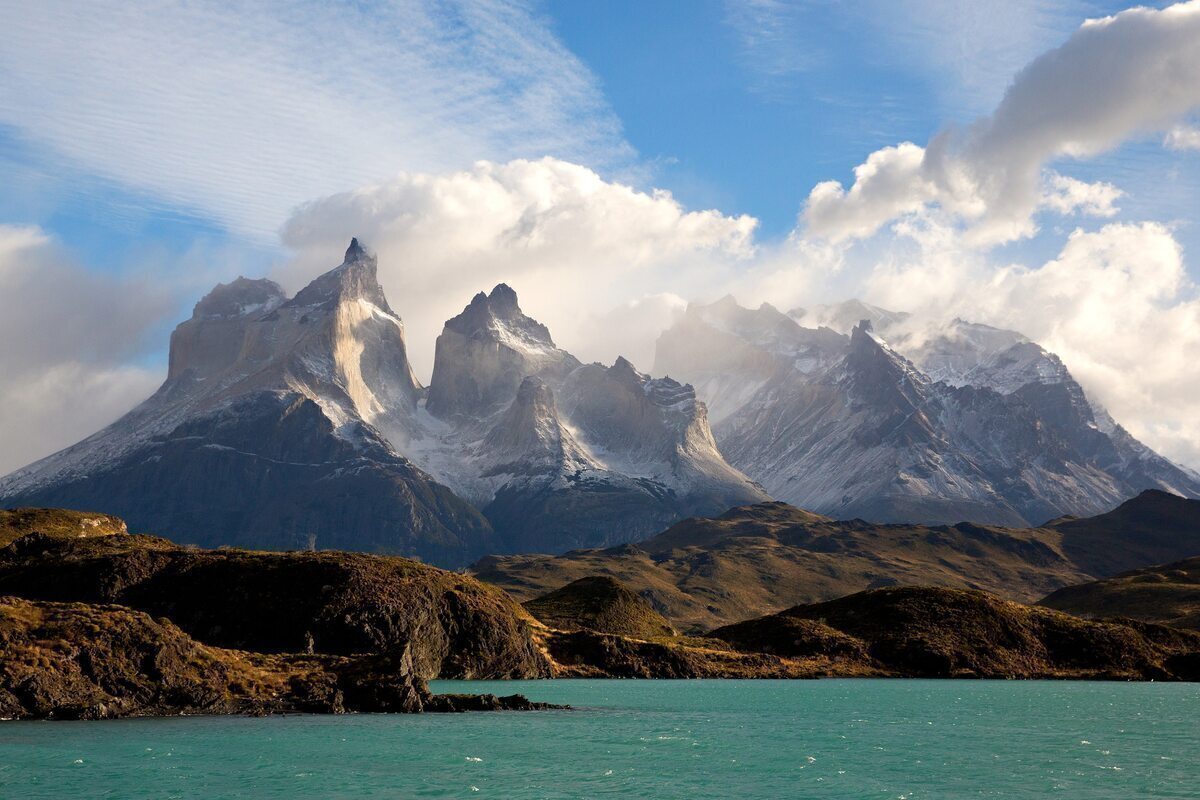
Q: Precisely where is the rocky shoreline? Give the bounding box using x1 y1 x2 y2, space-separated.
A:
1 507 1198 721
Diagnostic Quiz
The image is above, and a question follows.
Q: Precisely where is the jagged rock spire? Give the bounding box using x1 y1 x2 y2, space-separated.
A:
344 237 367 262
286 238 391 312
427 283 579 419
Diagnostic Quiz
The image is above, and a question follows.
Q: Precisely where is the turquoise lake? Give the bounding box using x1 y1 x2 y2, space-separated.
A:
1 679 1197 799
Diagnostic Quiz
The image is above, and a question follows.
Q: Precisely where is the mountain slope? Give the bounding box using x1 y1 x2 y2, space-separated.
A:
1039 556 1200 631
524 576 676 638
708 586 1200 680
655 297 1200 525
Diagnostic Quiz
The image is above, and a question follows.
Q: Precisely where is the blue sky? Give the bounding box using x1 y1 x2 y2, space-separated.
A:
3 0 1200 471
5 0 1192 269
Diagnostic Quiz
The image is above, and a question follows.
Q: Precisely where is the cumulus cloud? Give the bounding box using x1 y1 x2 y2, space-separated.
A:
802 1 1200 245
278 158 758 377
0 0 632 238
0 226 170 474
1040 173 1123 218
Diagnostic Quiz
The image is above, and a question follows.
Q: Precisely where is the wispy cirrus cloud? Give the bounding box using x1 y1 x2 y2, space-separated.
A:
722 0 1093 113
0 0 634 239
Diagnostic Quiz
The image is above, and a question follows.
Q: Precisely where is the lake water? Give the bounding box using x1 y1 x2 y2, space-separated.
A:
1 679 1197 799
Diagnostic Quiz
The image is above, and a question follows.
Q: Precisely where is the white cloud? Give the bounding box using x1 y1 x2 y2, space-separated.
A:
802 1 1200 245
1166 124 1200 151
278 158 758 377
1041 173 1122 218
0 226 170 474
0 0 632 238
804 143 937 243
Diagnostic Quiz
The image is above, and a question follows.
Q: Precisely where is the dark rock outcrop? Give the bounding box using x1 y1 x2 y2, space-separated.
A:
0 527 550 680
0 596 558 721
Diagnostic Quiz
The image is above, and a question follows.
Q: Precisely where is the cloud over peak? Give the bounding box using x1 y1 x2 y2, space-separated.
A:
278 157 758 377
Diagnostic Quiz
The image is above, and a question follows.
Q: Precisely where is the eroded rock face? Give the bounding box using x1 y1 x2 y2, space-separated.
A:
0 596 558 720
0 528 551 680
410 286 767 555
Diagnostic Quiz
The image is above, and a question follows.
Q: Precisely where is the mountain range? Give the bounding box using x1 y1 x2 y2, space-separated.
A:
2 239 1197 566
0 240 763 565
655 296 1200 526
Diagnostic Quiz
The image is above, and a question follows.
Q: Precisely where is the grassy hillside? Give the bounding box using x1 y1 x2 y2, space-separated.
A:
1040 556 1200 630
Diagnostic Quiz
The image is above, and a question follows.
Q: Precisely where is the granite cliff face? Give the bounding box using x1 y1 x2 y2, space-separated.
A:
655 297 1200 526
426 284 580 420
399 284 767 553
0 243 764 562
